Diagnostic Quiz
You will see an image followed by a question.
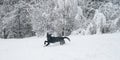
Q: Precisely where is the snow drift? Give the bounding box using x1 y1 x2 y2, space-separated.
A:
0 33 120 60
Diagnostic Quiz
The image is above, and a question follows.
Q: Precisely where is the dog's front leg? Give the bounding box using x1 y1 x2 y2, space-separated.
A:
44 41 47 45
45 42 50 46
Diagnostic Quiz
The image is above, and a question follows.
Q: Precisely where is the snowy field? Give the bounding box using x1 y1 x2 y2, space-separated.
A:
0 33 120 60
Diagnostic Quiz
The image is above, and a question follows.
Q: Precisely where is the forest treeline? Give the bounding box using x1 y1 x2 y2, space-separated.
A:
0 0 120 39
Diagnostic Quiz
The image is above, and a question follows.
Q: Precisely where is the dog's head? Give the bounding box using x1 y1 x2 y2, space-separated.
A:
47 33 52 39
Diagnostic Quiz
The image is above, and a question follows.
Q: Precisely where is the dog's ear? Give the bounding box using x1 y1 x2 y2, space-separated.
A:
47 32 49 35
50 34 52 36
47 33 50 36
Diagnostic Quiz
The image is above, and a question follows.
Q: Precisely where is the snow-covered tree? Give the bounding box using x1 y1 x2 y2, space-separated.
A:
99 2 120 33
99 2 120 20
0 0 35 38
92 9 106 34
29 0 56 36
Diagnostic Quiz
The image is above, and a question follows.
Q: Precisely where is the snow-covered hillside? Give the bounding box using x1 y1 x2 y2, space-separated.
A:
0 33 120 60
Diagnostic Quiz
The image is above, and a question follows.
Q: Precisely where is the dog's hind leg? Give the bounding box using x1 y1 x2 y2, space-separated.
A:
60 40 65 45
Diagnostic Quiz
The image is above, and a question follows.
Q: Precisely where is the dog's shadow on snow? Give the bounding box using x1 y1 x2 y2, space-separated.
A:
43 42 67 47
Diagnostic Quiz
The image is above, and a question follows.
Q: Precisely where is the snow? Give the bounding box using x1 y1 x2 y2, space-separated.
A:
0 33 120 60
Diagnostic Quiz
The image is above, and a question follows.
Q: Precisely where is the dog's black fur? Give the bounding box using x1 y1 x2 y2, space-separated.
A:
44 33 70 46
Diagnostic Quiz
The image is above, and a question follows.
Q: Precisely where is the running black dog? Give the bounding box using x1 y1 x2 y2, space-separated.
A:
44 33 70 46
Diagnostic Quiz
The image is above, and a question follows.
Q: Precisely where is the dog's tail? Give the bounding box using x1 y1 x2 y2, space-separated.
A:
64 37 70 41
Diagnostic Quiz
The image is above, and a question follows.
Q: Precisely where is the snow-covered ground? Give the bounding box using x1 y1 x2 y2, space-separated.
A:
0 33 120 60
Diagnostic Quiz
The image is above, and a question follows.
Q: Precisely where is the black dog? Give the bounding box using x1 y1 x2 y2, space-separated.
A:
44 33 70 46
